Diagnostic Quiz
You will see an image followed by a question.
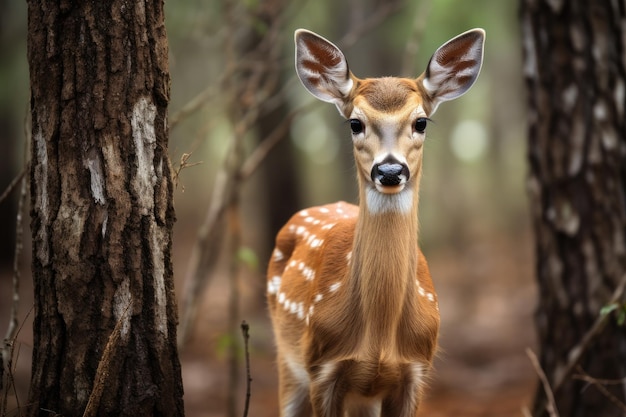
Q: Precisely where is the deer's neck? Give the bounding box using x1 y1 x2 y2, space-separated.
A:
350 185 420 347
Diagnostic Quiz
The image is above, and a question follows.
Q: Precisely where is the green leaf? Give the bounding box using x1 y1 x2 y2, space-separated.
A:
600 303 619 316
617 308 626 327
238 246 259 271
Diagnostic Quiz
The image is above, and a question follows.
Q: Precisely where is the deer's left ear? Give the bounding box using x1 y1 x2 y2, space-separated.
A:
421 29 485 114
295 29 355 113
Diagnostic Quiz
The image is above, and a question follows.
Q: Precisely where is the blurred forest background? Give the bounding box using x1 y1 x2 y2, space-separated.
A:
0 0 536 416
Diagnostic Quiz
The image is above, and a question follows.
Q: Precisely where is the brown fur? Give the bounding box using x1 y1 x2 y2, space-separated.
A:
268 28 484 417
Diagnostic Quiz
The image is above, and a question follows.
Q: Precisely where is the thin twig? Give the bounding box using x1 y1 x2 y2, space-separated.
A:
530 274 626 416
1 119 29 415
239 100 318 180
552 273 626 393
527 348 560 417
241 321 252 417
0 167 27 206
337 0 405 48
573 366 626 413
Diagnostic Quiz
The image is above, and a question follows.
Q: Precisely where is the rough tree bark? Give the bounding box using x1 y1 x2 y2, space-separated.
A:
27 1 184 416
521 1 626 416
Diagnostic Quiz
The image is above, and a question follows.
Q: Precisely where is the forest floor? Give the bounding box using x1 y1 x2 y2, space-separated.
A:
1 227 537 417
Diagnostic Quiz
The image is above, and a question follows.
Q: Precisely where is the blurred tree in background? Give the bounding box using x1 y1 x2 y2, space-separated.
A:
521 1 626 416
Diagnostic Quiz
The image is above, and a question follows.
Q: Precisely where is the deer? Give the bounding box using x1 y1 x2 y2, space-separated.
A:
267 28 485 417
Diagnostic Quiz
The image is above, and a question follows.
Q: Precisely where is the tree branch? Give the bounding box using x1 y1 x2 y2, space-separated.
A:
573 366 626 413
0 167 26 206
527 348 560 417
241 321 252 417
552 273 626 393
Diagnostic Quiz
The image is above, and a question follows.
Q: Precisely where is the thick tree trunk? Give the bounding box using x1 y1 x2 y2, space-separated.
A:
27 1 184 416
521 1 626 416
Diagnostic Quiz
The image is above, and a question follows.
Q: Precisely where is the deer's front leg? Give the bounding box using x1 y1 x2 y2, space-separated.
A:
380 363 425 417
309 361 352 417
277 353 313 417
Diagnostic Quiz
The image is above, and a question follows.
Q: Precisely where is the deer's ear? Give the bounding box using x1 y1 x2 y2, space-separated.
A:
421 29 485 114
295 29 355 111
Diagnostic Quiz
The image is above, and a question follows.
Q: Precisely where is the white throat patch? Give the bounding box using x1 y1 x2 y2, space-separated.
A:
366 187 414 215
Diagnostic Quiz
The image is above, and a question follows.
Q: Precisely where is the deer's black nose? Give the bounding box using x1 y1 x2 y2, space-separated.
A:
371 161 409 186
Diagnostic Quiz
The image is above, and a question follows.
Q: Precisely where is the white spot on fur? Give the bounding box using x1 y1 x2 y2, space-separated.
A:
329 282 341 293
290 302 299 314
268 275 281 294
299 263 315 281
307 235 324 249
296 303 305 319
273 248 284 262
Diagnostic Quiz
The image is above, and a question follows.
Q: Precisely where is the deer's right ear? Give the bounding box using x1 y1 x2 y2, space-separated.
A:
295 29 354 110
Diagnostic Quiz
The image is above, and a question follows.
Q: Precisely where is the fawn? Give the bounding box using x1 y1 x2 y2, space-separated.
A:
267 28 485 417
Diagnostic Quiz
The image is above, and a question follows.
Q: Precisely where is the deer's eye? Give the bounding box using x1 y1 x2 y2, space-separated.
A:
349 119 364 134
414 118 428 134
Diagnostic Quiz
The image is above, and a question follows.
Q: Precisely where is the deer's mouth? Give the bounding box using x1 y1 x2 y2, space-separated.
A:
375 183 406 194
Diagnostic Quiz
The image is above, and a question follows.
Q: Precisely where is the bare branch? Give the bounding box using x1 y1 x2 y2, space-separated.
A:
1 134 29 414
337 0 405 48
530 273 626 416
527 348 560 417
0 167 26 206
240 100 318 180
573 366 626 413
552 273 626 392
241 321 252 417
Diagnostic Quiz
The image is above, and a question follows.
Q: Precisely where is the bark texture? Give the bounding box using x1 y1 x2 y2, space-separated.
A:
521 1 626 416
27 1 184 416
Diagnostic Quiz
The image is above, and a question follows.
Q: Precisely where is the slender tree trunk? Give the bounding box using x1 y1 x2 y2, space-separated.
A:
521 1 626 416
27 1 184 416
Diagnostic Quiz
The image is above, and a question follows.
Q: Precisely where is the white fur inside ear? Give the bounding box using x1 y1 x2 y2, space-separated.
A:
295 30 354 107
422 29 485 114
